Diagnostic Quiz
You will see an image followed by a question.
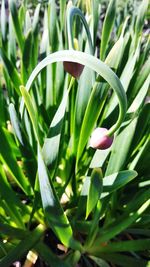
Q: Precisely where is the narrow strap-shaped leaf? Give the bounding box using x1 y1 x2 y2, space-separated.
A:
32 4 41 34
48 0 58 52
89 256 110 267
102 170 137 195
0 224 45 267
60 0 67 30
88 199 150 246
100 0 116 60
22 29 33 75
0 222 27 239
0 48 21 94
38 145 82 251
91 239 150 253
20 86 42 145
76 82 108 164
42 90 69 166
86 168 103 219
133 0 149 49
0 127 32 195
8 13 16 63
128 73 150 113
35 241 70 267
9 103 23 145
1 0 7 43
96 253 149 267
0 164 25 229
9 0 24 52
9 103 37 187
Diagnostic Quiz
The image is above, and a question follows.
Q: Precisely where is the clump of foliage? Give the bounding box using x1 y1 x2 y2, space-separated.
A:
0 0 150 266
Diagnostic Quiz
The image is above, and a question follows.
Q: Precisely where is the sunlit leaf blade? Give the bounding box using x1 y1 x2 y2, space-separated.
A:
102 170 137 196
38 145 82 250
86 168 103 219
9 103 37 187
76 82 107 164
49 0 58 52
20 85 41 145
100 0 116 60
1 0 7 43
9 103 23 145
133 0 149 49
89 199 150 245
42 90 69 166
9 0 24 52
89 256 110 267
32 4 41 34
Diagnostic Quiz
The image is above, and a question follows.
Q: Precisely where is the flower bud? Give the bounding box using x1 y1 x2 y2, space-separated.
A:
63 61 84 78
90 127 114 150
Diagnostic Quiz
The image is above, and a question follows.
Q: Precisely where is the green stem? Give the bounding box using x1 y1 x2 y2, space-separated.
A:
67 6 94 55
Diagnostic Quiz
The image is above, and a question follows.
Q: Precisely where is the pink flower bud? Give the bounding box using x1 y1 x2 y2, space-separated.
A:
90 127 114 150
63 61 84 78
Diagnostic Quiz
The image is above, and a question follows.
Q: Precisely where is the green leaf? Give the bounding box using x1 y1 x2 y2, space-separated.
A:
1 0 7 43
38 145 82 250
0 127 32 195
102 170 137 196
9 103 37 187
20 85 42 145
32 4 41 34
9 0 24 52
100 0 116 60
76 82 108 164
24 10 32 34
0 224 45 267
35 242 69 267
60 0 67 30
0 164 26 229
9 103 23 145
134 0 149 49
0 222 26 239
42 90 69 166
129 57 150 105
86 168 103 219
0 48 21 94
89 256 110 267
98 253 149 267
8 13 16 63
22 29 33 71
92 239 150 253
89 199 150 246
48 0 58 52
128 73 150 113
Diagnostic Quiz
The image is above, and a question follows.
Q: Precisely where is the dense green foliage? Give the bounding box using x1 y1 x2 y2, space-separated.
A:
0 0 149 266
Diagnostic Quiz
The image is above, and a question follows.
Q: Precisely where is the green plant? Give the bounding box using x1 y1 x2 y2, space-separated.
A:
0 0 149 266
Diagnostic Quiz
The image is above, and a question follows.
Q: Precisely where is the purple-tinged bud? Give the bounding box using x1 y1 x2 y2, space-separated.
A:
90 127 114 150
63 61 84 78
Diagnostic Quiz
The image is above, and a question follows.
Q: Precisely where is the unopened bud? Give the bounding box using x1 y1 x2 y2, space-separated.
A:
63 61 84 78
90 127 114 150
